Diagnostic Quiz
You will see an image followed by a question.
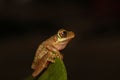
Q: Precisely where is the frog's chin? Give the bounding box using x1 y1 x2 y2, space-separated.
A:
55 40 71 50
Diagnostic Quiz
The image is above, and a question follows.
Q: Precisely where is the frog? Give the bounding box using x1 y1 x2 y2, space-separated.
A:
31 28 75 77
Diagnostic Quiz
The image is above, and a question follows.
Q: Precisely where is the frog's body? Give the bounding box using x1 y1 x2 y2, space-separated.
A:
31 29 75 77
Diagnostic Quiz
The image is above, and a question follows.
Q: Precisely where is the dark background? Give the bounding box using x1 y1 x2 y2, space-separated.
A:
0 0 120 80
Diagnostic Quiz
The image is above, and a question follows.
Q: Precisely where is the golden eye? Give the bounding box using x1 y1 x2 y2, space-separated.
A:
58 30 67 38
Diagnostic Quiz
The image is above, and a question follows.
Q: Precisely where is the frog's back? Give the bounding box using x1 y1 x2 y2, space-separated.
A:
31 36 55 69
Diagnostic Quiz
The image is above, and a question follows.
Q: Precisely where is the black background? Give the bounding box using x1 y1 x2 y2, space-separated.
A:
0 0 120 80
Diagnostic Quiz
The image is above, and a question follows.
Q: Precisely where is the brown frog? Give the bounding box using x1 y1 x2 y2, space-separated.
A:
31 29 75 77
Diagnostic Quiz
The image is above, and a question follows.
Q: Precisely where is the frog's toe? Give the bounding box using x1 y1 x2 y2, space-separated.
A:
47 58 55 63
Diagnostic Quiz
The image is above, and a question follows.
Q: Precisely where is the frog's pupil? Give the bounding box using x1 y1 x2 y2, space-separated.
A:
60 31 67 38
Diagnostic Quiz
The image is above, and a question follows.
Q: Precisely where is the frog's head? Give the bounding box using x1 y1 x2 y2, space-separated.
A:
57 29 75 42
54 29 75 50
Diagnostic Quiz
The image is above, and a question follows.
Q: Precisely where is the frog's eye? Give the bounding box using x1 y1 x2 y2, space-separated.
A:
58 30 67 38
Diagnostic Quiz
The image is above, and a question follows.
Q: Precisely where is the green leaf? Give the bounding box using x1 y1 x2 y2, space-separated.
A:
38 58 67 80
24 58 67 80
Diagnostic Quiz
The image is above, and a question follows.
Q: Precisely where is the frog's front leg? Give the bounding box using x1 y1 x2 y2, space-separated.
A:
47 45 63 60
47 52 56 63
